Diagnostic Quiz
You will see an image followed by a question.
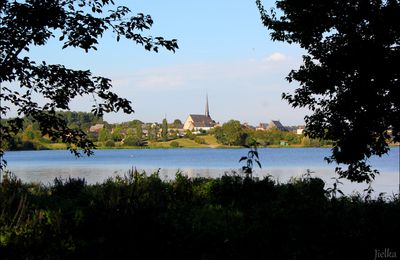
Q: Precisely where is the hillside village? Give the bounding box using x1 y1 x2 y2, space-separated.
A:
89 120 304 140
9 95 395 150
88 95 306 143
3 96 320 151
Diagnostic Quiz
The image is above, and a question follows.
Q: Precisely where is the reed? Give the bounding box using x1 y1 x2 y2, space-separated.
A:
0 170 399 259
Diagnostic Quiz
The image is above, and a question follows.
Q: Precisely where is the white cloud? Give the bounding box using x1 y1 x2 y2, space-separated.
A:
109 68 187 93
135 74 185 90
265 52 287 62
99 55 307 125
111 53 296 94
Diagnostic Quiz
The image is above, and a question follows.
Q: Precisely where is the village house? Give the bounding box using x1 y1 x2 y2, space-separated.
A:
242 122 255 130
89 123 104 133
88 123 104 137
168 123 185 137
267 120 288 132
256 123 269 131
256 120 288 132
296 127 305 135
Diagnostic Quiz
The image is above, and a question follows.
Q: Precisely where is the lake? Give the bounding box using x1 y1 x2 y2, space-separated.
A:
2 148 399 196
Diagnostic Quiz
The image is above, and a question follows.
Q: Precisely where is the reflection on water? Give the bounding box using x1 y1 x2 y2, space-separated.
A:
7 165 399 197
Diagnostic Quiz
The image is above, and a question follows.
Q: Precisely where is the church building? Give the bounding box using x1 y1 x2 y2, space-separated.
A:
183 94 216 132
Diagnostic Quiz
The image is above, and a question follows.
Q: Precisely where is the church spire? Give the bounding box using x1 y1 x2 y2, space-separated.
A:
205 93 210 118
206 94 210 117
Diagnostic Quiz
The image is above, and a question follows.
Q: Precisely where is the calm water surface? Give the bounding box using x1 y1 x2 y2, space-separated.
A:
3 148 399 196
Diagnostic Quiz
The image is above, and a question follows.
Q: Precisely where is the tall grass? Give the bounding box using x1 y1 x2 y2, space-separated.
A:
0 170 399 259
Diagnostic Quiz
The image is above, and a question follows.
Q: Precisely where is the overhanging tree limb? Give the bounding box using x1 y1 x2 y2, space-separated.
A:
0 0 178 169
257 0 399 183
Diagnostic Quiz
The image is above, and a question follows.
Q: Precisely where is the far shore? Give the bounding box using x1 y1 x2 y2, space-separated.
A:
5 135 399 152
7 143 399 152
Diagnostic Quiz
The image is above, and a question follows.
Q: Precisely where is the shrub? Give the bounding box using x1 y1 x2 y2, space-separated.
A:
194 137 206 144
185 130 194 140
123 136 143 146
104 140 115 147
170 141 180 148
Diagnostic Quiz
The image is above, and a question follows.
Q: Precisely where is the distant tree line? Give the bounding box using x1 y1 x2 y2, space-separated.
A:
59 111 104 131
1 112 104 151
212 120 333 147
1 113 186 150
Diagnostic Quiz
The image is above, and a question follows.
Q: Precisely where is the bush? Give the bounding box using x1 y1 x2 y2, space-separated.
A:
123 136 143 146
170 141 180 148
185 130 194 140
194 137 206 144
104 140 115 147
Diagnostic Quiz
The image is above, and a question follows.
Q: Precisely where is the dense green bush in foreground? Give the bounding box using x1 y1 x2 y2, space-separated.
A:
0 171 399 259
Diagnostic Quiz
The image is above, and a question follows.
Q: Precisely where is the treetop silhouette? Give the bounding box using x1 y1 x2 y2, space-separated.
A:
0 0 178 168
257 0 399 182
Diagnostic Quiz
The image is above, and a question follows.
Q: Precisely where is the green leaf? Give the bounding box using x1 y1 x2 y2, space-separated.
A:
239 156 247 162
253 151 259 159
255 160 262 168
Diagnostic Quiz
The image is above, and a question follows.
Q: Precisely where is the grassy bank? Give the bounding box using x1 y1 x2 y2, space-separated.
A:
7 134 340 151
146 135 227 148
0 171 399 259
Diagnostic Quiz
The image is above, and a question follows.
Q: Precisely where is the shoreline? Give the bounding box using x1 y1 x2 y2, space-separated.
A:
5 144 334 152
5 144 400 152
4 139 399 152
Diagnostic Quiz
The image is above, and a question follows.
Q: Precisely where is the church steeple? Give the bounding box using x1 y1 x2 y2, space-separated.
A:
205 94 210 118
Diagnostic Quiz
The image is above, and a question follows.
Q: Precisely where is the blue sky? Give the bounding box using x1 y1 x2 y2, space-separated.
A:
25 0 309 126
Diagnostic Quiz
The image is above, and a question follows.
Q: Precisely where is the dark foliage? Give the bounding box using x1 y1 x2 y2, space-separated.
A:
257 0 400 183
239 142 262 177
0 172 399 259
0 0 178 168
